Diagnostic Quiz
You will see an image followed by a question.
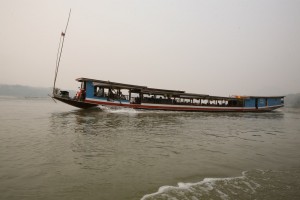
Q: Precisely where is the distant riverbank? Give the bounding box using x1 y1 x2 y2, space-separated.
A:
0 84 75 98
0 84 299 108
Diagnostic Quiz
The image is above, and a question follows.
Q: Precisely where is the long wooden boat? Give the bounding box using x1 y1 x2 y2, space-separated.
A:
51 12 284 112
53 78 284 112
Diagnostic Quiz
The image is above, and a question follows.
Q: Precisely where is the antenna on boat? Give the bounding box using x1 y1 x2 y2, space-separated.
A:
52 9 72 96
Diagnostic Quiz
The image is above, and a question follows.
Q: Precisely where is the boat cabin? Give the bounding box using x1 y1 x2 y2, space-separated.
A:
68 78 284 111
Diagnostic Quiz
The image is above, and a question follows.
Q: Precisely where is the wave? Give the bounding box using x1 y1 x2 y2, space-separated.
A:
141 171 261 200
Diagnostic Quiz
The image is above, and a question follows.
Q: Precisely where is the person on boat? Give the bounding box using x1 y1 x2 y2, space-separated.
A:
119 91 126 100
96 87 104 97
75 88 81 100
80 88 86 101
75 88 85 101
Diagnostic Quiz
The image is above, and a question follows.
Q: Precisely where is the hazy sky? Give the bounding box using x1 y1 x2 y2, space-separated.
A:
1 0 299 96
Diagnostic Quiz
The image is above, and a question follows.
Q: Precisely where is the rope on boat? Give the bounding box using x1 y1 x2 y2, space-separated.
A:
53 9 72 95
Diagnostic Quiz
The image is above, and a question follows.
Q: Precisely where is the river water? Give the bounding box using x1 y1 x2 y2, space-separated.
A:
0 97 299 200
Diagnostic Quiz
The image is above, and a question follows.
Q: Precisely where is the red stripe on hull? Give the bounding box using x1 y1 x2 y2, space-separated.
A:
84 99 283 112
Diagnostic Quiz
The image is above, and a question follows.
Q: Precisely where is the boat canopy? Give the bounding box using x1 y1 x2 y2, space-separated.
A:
76 77 147 90
141 88 185 96
76 77 284 100
231 95 284 99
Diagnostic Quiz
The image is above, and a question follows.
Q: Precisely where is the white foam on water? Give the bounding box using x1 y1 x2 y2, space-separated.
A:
242 181 256 193
99 105 141 114
141 173 250 200
141 186 178 200
99 105 183 115
216 188 229 200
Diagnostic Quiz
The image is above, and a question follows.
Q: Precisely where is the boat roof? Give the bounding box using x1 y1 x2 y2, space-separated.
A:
76 78 284 99
76 77 147 90
76 77 186 94
142 88 185 95
231 95 285 99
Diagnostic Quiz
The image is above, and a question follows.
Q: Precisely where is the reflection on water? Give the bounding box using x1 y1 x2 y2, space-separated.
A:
50 107 285 133
50 108 186 136
48 107 289 171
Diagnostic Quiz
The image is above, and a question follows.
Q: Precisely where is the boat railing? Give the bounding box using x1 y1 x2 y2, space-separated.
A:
141 97 245 107
142 97 173 104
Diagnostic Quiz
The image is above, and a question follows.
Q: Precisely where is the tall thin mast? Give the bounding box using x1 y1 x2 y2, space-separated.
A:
53 9 71 95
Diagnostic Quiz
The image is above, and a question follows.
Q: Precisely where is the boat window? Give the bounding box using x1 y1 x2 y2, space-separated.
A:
94 86 104 97
130 92 141 104
103 88 109 97
119 89 129 100
81 82 86 90
193 99 198 104
228 100 243 107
